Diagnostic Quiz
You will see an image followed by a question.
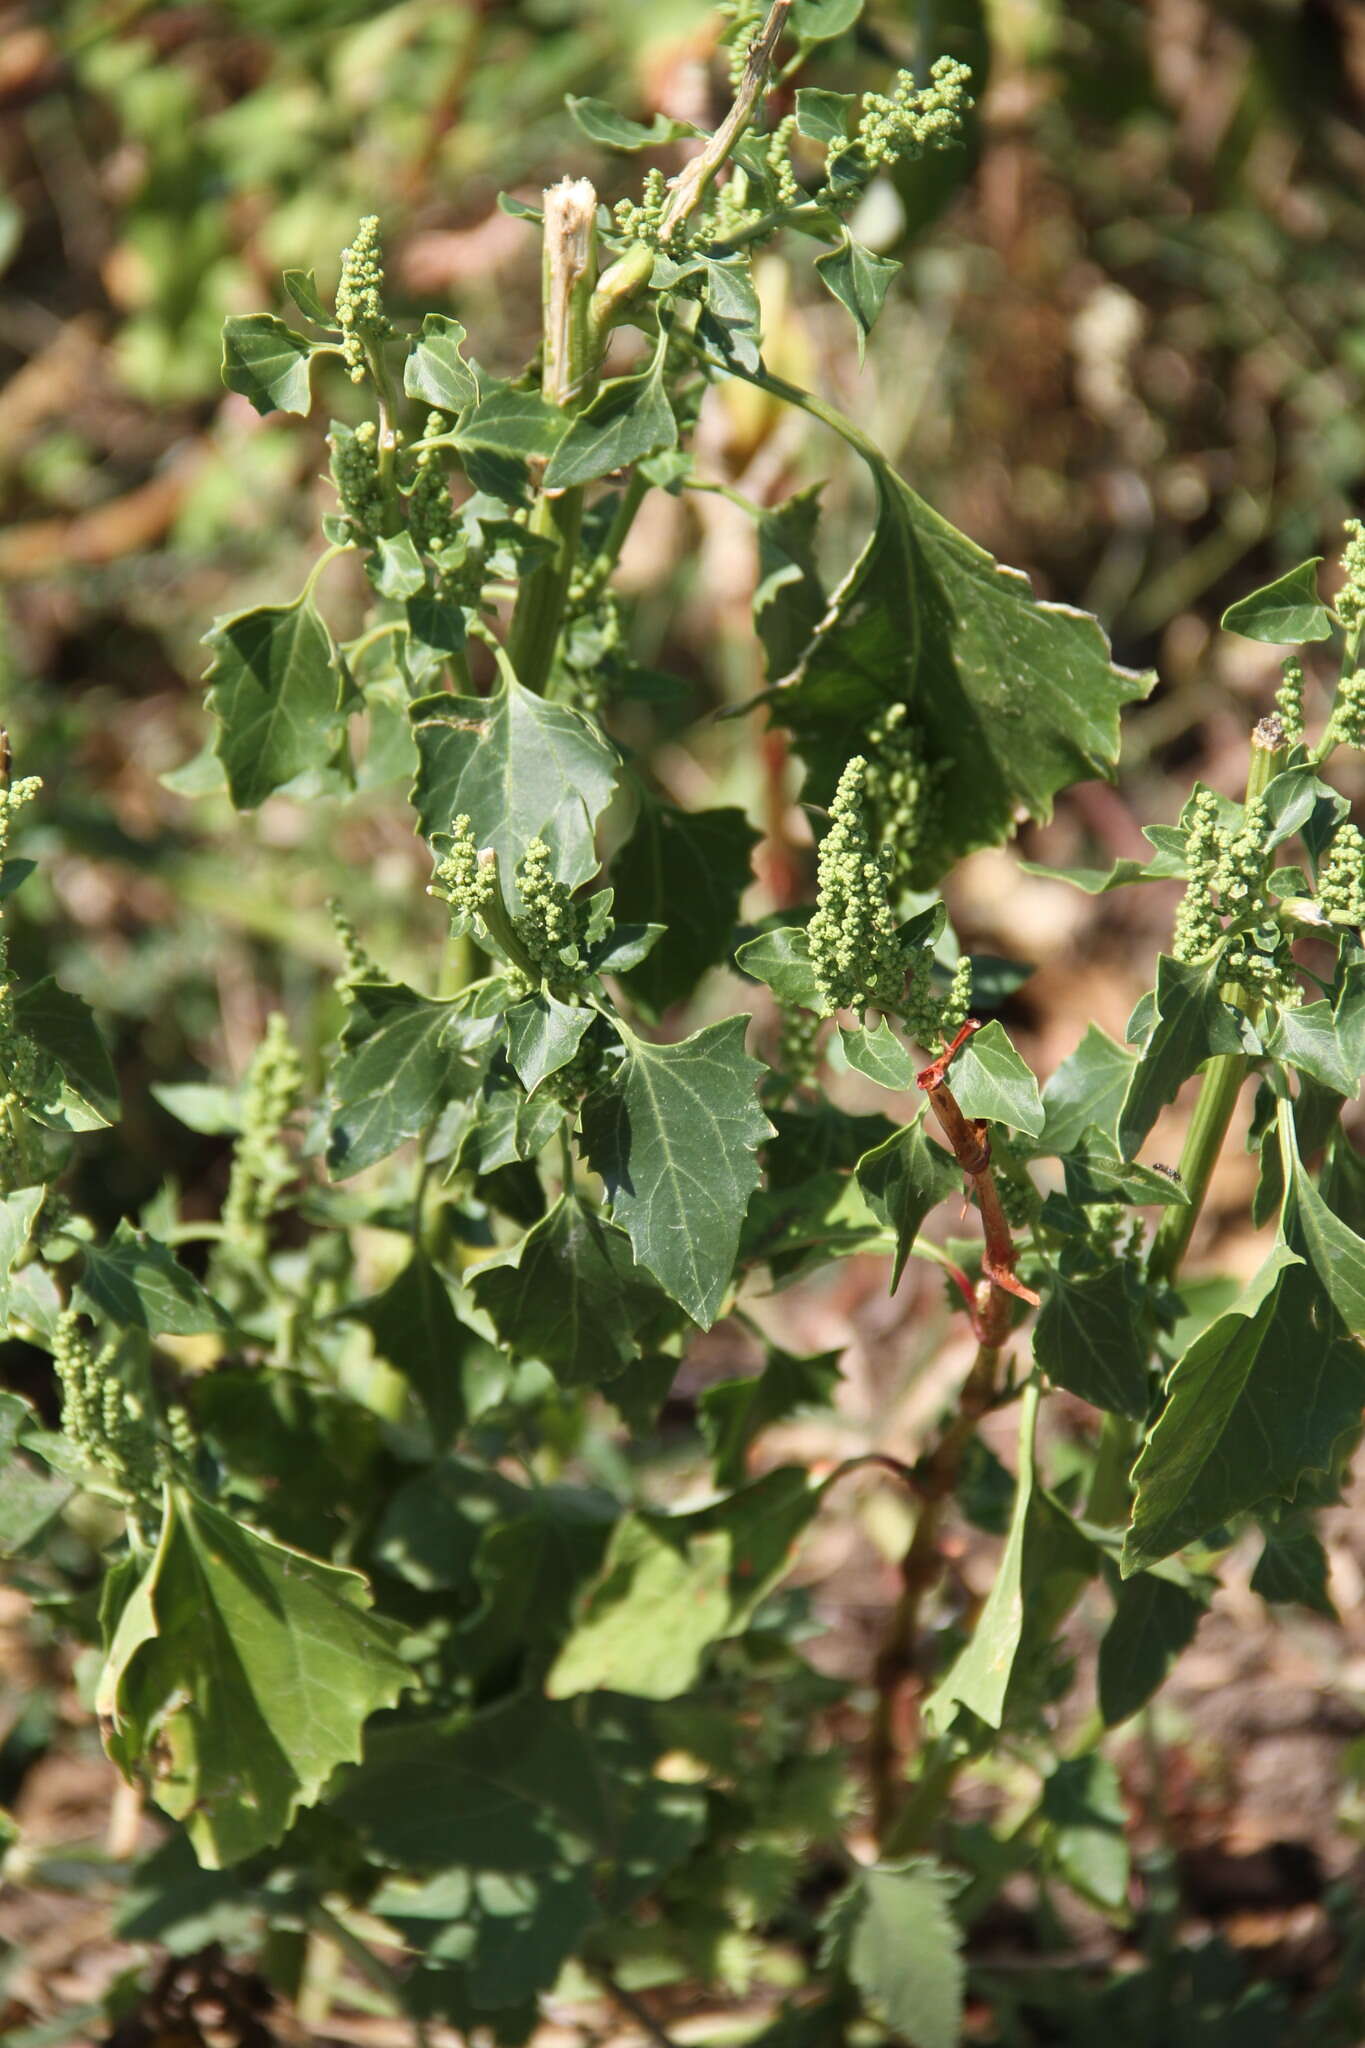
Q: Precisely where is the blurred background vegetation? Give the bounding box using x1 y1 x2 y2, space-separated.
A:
3 0 1365 2035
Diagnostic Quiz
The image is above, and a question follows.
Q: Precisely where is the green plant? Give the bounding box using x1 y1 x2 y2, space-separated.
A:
3 3 1364 2041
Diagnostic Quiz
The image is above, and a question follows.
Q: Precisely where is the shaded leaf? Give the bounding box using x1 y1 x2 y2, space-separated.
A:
754 486 827 684
468 1195 675 1387
1117 955 1244 1161
0 1188 44 1321
855 1114 958 1288
546 1519 733 1700
98 1486 410 1867
1252 1516 1336 1617
326 982 495 1177
610 800 759 1016
1038 1025 1137 1156
1039 1754 1129 1913
1123 1246 1365 1574
1034 1263 1150 1419
1279 1099 1365 1339
829 1859 963 2048
565 97 698 148
761 447 1148 884
700 1348 842 1488
14 979 119 1130
353 1249 467 1446
76 1223 226 1337
581 1018 771 1327
1098 1566 1207 1726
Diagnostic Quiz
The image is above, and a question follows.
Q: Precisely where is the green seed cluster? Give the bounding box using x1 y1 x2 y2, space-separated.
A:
408 413 460 559
53 1311 158 1514
1172 788 1227 963
336 215 391 384
330 421 385 539
862 703 943 889
328 899 380 997
434 815 495 923
1215 795 1270 922
721 0 764 90
222 1013 301 1258
1326 668 1365 753
903 951 972 1051
778 1002 822 1088
1320 822 1365 926
808 757 907 1015
768 115 800 208
613 168 671 249
1275 658 1305 744
513 839 589 995
854 56 973 174
0 775 47 1192
1336 518 1365 634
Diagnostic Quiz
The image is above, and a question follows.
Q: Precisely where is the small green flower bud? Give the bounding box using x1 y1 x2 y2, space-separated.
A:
856 56 973 175
329 420 385 539
222 1013 301 1257
1275 658 1305 744
1320 821 1365 926
1326 668 1365 754
1335 518 1365 632
434 815 496 924
808 757 906 1015
1172 787 1225 962
54 1310 158 1515
335 215 392 384
512 839 588 996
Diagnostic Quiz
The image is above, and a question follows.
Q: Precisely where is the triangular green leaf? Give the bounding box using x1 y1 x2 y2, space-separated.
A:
353 1248 467 1445
1038 1025 1137 1156
1252 1514 1336 1617
735 924 825 1011
762 454 1148 883
76 1222 227 1336
839 1017 917 1091
543 341 676 490
1220 559 1332 644
411 676 618 893
13 979 119 1130
1098 1566 1207 1726
204 596 350 810
609 798 759 1017
403 313 479 413
754 486 827 684
1034 1262 1150 1419
1279 1100 1365 1338
814 232 900 359
699 1348 841 1488
326 982 495 1177
580 1017 773 1327
1117 955 1244 1161
830 1859 963 2048
855 1113 958 1288
221 313 322 416
949 1021 1044 1136
468 1194 676 1387
1123 1245 1365 1574
503 994 593 1096
97 1486 410 1867
564 97 699 149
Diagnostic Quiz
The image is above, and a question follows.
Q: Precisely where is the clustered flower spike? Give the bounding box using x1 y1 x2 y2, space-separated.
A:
222 1012 302 1258
1335 518 1365 633
862 703 944 889
1275 657 1305 745
328 899 379 997
336 215 392 384
1215 795 1270 921
0 773 46 1193
408 412 460 558
855 56 973 173
613 167 670 248
778 1002 822 1088
1172 788 1225 963
513 839 589 995
808 756 907 1015
768 114 800 208
330 421 385 539
1326 668 1365 754
53 1311 159 1521
434 815 495 924
1320 822 1365 927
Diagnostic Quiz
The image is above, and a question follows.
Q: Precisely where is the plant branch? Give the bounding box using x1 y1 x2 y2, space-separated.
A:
507 177 600 697
658 1 792 243
917 1030 1040 1336
593 1969 681 2048
868 1340 1004 1841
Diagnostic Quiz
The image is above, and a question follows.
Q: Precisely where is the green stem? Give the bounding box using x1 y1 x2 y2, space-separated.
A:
301 540 353 603
506 179 600 697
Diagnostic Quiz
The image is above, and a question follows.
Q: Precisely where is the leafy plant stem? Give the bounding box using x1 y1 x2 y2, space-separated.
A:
507 178 600 697
869 1341 1005 1842
657 0 791 242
